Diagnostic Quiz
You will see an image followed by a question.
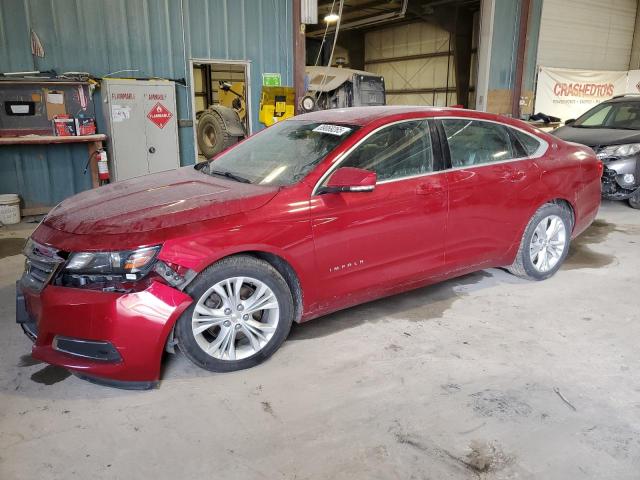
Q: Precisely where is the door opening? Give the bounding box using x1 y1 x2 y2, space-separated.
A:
190 60 251 162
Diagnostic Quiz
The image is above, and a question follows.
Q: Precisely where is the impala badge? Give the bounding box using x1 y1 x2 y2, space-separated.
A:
329 259 364 273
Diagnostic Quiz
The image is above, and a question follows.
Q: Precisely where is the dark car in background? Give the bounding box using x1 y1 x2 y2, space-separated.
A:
553 94 640 209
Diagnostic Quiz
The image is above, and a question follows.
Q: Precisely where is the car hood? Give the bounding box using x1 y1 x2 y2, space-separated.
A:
553 126 640 147
44 167 279 235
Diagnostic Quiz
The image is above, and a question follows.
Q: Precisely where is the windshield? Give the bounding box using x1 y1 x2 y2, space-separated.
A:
573 101 640 130
201 120 358 186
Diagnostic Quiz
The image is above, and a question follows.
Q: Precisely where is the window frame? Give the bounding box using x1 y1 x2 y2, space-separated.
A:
312 118 443 196
435 117 548 171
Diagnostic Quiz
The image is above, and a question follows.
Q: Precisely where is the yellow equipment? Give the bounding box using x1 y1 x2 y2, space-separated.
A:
217 81 246 122
259 86 295 127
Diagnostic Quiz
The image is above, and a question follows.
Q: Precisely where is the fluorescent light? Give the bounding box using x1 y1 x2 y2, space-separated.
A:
324 13 340 23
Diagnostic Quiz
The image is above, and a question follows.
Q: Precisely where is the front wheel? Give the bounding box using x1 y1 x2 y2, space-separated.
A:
175 256 294 373
507 203 572 280
628 191 640 209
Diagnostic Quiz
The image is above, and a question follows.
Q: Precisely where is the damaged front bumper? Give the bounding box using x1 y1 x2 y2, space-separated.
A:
600 156 640 200
16 279 192 389
16 281 38 341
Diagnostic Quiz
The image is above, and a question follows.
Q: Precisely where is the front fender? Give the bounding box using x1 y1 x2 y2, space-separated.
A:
29 281 192 383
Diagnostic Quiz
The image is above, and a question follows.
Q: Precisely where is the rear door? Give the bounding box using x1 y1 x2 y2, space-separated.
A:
310 119 448 310
438 118 543 271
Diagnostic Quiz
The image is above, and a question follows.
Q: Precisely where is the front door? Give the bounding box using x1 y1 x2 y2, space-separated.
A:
310 119 448 311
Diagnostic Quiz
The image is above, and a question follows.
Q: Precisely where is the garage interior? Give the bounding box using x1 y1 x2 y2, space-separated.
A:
2 1 640 479
306 0 481 108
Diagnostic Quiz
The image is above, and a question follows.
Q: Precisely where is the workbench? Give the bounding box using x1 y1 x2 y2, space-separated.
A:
0 134 107 215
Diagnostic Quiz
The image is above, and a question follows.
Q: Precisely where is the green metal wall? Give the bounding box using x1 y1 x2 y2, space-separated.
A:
488 0 520 92
0 0 293 208
486 0 543 115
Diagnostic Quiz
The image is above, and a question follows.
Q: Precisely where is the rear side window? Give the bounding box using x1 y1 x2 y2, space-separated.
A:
442 119 516 167
511 129 542 156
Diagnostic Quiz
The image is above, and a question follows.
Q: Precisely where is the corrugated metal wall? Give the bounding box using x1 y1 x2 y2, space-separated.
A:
0 0 292 208
537 0 637 71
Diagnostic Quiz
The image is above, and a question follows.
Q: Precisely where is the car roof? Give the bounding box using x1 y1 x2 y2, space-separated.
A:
293 105 516 128
604 95 640 104
294 106 449 126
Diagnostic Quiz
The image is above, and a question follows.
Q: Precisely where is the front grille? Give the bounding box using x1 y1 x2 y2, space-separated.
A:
602 166 618 180
21 240 65 292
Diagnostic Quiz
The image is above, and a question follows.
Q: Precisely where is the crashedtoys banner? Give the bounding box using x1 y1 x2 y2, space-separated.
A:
535 67 627 121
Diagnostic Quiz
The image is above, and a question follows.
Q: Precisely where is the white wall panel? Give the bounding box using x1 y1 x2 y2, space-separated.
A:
365 22 458 106
366 57 455 90
365 22 450 61
538 0 637 70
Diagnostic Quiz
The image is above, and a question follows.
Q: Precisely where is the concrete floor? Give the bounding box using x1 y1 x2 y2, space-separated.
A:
1 201 639 479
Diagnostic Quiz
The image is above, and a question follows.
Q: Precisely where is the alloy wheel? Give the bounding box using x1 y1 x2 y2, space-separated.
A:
529 214 567 273
191 276 280 361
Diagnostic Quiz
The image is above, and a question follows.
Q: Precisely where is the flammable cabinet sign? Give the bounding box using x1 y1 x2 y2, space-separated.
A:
147 101 173 129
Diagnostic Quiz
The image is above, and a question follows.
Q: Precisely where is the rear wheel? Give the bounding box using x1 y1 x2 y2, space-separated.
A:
175 256 294 372
507 203 572 280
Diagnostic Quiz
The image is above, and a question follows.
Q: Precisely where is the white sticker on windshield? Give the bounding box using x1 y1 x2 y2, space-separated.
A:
313 124 352 136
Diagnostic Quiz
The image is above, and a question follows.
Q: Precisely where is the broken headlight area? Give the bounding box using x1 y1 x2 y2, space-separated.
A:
596 143 640 160
56 246 161 291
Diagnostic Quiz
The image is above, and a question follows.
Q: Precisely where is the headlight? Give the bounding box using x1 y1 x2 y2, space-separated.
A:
596 143 640 159
64 245 161 279
620 173 636 186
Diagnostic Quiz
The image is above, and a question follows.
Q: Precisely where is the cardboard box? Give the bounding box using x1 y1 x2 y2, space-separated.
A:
52 114 76 136
75 116 96 135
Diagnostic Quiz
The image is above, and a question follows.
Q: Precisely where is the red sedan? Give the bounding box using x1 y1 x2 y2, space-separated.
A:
17 106 601 389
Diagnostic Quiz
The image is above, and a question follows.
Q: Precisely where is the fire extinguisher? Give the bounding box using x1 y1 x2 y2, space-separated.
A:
83 148 111 186
96 149 110 184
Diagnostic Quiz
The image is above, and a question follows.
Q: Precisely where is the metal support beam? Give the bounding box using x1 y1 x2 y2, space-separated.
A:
366 50 453 65
512 0 531 118
293 0 306 113
453 6 474 108
386 86 474 95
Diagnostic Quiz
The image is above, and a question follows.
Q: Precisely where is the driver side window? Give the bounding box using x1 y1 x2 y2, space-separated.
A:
338 120 433 182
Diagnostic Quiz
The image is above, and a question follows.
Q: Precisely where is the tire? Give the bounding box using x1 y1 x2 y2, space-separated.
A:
175 255 294 373
196 110 236 159
507 203 573 281
628 191 640 209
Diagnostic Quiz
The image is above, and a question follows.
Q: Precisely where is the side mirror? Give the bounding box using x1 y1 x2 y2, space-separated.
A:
319 167 377 194
565 118 576 125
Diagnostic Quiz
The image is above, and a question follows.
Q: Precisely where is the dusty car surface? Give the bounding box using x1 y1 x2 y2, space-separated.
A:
17 106 602 389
